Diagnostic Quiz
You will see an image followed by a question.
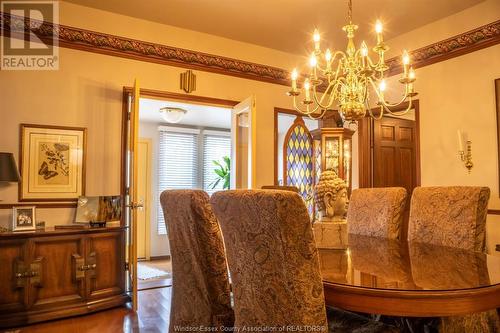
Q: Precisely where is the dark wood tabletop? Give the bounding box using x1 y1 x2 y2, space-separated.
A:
320 234 500 317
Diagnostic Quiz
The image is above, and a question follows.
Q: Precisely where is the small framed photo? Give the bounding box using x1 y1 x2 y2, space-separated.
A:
12 206 36 232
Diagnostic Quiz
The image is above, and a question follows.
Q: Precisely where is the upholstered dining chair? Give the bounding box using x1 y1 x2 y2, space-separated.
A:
211 189 326 327
160 190 233 331
408 186 490 252
347 187 407 240
211 189 399 332
408 186 498 333
261 185 300 192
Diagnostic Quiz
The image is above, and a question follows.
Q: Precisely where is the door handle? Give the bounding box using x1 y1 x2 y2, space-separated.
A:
127 202 144 210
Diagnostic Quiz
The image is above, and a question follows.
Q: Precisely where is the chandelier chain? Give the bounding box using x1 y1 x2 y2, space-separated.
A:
348 0 353 24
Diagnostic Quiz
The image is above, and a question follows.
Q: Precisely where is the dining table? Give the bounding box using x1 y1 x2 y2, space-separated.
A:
320 234 500 317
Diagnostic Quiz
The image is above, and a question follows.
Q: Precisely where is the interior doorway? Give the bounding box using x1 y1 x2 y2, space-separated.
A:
123 87 256 297
358 101 421 238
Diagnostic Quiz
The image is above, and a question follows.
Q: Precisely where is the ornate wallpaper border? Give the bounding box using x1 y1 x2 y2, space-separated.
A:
387 20 500 75
0 12 499 86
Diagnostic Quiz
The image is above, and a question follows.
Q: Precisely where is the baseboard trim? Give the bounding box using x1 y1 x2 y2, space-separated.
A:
150 255 171 261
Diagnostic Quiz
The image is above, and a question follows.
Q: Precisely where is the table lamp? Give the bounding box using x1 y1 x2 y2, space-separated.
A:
0 152 21 184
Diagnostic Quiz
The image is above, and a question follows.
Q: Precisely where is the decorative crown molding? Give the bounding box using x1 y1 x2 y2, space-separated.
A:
0 12 291 85
387 20 500 75
0 12 499 86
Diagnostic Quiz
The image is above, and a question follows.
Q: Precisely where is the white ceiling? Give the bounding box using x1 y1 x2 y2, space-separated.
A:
139 98 231 129
63 0 483 54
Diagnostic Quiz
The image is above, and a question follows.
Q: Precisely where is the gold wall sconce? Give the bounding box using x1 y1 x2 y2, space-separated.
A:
457 130 473 173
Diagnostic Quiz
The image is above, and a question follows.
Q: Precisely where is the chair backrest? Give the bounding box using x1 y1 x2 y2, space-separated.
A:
261 185 300 193
160 190 233 330
408 186 490 252
347 187 407 240
211 190 328 328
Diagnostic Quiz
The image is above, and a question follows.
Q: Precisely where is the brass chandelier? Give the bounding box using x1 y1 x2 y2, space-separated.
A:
288 0 417 122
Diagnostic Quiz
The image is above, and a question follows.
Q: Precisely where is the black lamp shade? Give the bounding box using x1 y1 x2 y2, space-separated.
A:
0 153 21 182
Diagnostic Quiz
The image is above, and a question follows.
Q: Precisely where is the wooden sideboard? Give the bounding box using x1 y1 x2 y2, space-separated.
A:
0 226 130 328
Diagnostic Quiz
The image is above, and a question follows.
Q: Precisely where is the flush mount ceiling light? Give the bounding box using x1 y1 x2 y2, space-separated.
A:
287 0 417 123
159 107 187 123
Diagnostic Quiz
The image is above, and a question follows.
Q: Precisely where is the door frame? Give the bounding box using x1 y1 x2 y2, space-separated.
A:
121 88 240 205
120 87 239 309
357 100 421 188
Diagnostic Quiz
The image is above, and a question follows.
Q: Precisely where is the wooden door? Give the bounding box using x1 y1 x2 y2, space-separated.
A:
0 239 29 313
372 115 420 238
373 116 418 194
29 236 86 309
137 138 151 260
86 232 125 299
231 96 256 189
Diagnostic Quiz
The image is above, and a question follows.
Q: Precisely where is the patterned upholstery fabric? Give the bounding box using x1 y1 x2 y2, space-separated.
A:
347 187 407 240
408 186 490 252
261 185 300 193
407 186 498 332
160 190 233 331
210 190 328 329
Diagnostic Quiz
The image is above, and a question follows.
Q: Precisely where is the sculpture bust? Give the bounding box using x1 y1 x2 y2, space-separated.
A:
314 170 349 222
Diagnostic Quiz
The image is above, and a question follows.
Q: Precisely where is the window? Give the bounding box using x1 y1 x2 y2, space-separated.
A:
203 131 231 195
157 126 230 235
157 127 199 235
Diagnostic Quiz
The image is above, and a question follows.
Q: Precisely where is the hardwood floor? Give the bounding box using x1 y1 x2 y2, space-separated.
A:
2 288 172 333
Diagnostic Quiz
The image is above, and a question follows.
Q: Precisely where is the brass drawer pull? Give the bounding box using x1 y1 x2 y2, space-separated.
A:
78 264 97 271
15 271 37 278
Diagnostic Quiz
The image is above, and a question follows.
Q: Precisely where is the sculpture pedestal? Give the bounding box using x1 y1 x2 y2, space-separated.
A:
313 220 348 249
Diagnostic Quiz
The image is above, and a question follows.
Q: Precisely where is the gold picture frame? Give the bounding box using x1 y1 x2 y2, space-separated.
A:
12 206 36 231
19 124 87 201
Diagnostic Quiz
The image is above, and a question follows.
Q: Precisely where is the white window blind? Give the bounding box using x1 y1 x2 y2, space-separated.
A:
203 132 231 195
157 128 199 235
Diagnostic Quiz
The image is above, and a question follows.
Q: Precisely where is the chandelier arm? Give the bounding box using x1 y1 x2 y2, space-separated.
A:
306 108 329 120
380 91 411 108
366 55 378 71
311 85 336 109
292 95 322 115
368 78 409 108
383 97 414 116
332 52 347 79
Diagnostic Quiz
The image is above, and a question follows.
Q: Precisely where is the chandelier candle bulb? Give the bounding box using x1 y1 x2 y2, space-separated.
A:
458 130 464 152
379 79 386 101
291 69 298 91
304 79 311 101
325 49 333 72
309 54 318 79
375 20 383 44
409 67 416 81
313 29 321 52
360 42 368 68
402 50 410 76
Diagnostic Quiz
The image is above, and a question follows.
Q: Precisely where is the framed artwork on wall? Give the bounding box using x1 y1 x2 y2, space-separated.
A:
19 124 87 201
12 206 36 231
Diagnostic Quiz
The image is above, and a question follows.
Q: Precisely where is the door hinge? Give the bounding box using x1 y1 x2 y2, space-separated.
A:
125 262 130 271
